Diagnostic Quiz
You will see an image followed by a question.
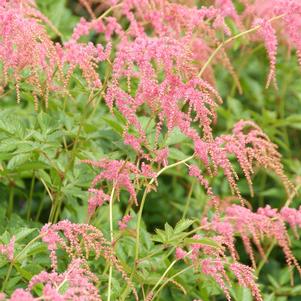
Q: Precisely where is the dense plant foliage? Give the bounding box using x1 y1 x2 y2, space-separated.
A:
1 0 301 300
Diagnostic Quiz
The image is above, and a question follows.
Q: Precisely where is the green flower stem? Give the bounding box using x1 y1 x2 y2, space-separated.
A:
26 172 35 221
120 155 194 300
135 154 195 264
149 250 193 300
182 179 195 219
107 185 116 301
7 185 14 219
151 265 192 301
198 14 286 78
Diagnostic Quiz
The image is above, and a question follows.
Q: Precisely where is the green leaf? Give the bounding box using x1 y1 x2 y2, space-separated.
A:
174 219 194 234
14 228 37 242
7 153 31 170
183 238 220 248
103 118 123 135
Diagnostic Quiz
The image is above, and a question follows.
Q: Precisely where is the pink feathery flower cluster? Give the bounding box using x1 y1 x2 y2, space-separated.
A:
9 259 101 301
87 188 110 216
83 159 141 205
118 214 132 230
191 120 292 203
0 0 114 107
0 0 59 108
57 16 117 89
206 205 301 273
0 236 15 261
236 0 301 85
40 220 138 300
176 204 301 300
40 220 112 270
254 18 278 88
106 35 222 155
84 159 157 212
176 243 262 301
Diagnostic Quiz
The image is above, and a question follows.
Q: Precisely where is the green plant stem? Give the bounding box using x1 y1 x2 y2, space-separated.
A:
151 266 192 301
182 179 195 219
256 239 276 276
119 155 195 300
107 186 116 301
151 259 178 293
1 264 13 292
135 154 194 264
198 14 286 78
52 195 62 224
35 190 46 222
7 185 14 219
1 234 42 292
26 172 35 221
149 250 192 300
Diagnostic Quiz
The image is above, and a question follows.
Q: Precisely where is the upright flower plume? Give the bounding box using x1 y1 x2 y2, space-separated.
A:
0 0 59 108
0 236 15 261
40 220 138 300
9 259 101 301
83 159 141 205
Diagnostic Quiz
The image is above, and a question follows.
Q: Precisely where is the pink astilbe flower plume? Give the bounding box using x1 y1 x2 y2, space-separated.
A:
106 35 222 157
118 214 132 230
83 159 140 205
205 205 301 274
87 188 110 216
192 120 292 203
40 220 138 300
0 0 60 109
254 18 278 88
9 259 101 301
230 263 262 301
58 16 115 89
0 236 15 261
201 258 232 301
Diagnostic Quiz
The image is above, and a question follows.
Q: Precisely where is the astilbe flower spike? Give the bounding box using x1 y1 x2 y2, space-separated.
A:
9 259 101 301
0 0 116 107
40 220 138 300
0 0 60 108
254 18 278 88
87 188 110 216
83 159 141 205
118 214 132 230
0 236 15 261
191 120 293 203
206 204 301 274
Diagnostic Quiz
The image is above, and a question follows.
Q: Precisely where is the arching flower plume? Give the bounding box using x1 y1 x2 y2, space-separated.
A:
40 220 138 300
9 259 101 301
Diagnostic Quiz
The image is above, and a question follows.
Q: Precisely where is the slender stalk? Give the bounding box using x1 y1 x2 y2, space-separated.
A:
198 14 286 78
1 264 13 292
35 190 46 222
52 195 62 223
135 154 194 263
7 185 14 219
256 239 276 276
151 259 178 293
182 179 195 219
151 266 192 301
147 251 192 300
26 172 35 221
107 186 116 301
96 3 123 21
119 155 195 300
